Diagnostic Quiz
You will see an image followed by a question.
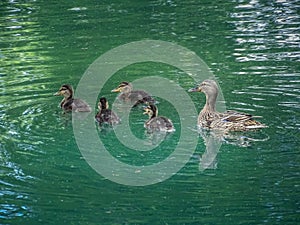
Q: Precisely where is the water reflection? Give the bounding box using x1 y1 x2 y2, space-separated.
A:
197 126 270 171
197 129 221 171
144 130 174 146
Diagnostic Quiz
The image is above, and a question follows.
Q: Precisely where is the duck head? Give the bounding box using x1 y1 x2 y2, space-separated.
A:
111 81 133 93
188 79 219 111
54 84 73 99
143 104 158 119
98 97 109 110
188 79 218 95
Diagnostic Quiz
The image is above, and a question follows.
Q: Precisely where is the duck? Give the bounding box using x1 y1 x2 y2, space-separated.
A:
188 79 267 132
143 104 175 133
54 84 91 112
95 97 120 126
111 81 155 106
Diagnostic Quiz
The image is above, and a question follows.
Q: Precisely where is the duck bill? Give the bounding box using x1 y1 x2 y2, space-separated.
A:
111 87 121 93
53 91 62 96
188 87 201 92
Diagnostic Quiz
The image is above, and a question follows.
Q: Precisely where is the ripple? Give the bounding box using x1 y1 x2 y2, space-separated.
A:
278 102 300 109
0 203 31 220
68 7 88 11
0 143 34 220
230 0 300 62
0 144 35 183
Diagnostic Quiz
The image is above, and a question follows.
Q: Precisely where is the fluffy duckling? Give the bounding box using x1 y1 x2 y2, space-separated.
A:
54 84 91 112
111 81 155 106
143 104 175 133
95 97 120 126
188 79 267 131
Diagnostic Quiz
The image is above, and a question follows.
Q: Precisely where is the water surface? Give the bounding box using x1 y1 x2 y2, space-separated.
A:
0 0 299 224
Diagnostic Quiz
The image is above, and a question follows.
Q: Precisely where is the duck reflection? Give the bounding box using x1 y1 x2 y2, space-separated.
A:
197 127 269 171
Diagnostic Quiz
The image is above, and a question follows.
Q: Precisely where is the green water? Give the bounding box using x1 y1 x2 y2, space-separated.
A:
1 0 299 224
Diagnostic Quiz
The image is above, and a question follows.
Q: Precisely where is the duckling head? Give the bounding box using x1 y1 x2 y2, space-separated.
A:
143 104 158 119
98 97 109 110
54 84 73 98
111 81 133 93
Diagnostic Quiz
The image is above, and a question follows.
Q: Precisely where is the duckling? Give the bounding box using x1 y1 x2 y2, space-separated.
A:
188 79 267 131
143 104 175 133
54 84 91 112
111 81 155 106
95 97 120 126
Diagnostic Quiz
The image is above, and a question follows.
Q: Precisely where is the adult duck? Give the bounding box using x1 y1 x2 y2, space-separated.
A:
188 79 267 132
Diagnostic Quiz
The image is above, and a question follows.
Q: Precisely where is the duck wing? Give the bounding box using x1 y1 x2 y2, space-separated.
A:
108 110 121 125
61 99 73 112
129 90 155 106
96 109 120 125
72 99 91 112
160 116 175 131
221 110 253 122
211 110 266 131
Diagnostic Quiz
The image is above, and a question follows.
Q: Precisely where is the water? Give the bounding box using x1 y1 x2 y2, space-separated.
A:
1 0 299 224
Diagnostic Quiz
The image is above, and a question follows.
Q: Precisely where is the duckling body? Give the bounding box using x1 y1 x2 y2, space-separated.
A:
54 84 91 112
95 97 120 126
111 81 155 106
188 79 267 131
143 104 175 133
